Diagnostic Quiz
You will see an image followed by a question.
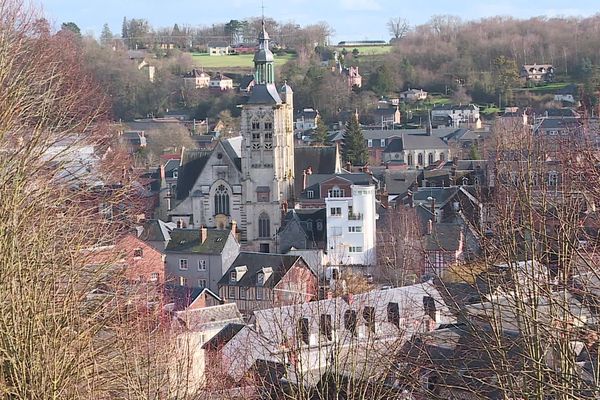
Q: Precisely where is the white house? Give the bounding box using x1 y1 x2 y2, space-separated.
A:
208 42 231 56
382 134 450 167
183 69 211 89
399 88 428 102
325 185 378 267
209 74 234 91
431 104 480 127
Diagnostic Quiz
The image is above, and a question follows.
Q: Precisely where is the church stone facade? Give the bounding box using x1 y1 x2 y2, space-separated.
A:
170 22 294 253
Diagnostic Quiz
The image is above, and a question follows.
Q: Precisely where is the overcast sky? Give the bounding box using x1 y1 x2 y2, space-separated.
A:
40 0 599 42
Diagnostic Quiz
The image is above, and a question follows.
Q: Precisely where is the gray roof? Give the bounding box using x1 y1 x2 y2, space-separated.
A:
383 134 449 152
294 146 338 195
175 149 212 200
218 252 305 288
166 228 233 255
208 41 230 48
306 172 372 188
424 223 462 251
202 323 246 350
138 219 176 243
383 170 420 196
247 84 282 105
175 303 243 332
413 187 459 208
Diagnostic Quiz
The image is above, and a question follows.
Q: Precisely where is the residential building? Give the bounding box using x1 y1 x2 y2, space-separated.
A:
216 282 455 384
183 69 211 89
172 302 244 394
278 208 327 253
209 73 234 91
208 42 231 56
326 184 378 267
370 105 401 127
115 233 166 284
295 108 320 131
423 223 464 277
165 227 240 292
399 88 428 102
554 84 577 103
170 24 294 252
298 172 375 207
431 104 480 127
520 63 555 82
118 130 147 153
382 134 450 167
218 252 318 316
293 146 343 199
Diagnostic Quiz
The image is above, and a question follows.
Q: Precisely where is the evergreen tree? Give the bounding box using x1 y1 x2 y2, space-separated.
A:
312 116 328 145
60 22 81 37
342 114 368 166
121 17 128 39
100 23 113 46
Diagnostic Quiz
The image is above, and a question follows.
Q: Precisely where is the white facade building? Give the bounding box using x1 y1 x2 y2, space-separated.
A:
325 185 377 267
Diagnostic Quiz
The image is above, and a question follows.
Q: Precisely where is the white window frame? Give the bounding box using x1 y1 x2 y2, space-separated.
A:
179 259 188 271
150 272 159 282
367 139 373 148
256 286 264 300
198 279 207 288
330 207 342 216
349 246 363 253
179 276 187 286
240 287 247 299
348 226 362 233
307 190 314 199
198 259 207 271
228 286 236 299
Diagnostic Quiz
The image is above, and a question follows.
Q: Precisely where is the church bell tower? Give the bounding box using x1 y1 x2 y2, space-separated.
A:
240 20 294 253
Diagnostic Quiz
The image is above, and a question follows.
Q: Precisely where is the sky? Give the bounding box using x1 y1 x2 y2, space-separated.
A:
40 0 600 42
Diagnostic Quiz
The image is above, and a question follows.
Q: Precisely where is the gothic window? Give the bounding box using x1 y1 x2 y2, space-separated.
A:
264 122 273 130
428 153 434 165
407 153 413 166
264 132 273 141
214 184 230 215
252 132 260 140
439 153 445 162
252 121 260 130
418 153 424 165
252 142 261 150
258 213 270 238
264 142 273 149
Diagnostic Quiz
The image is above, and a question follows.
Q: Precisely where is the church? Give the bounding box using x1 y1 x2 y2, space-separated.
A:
169 22 297 253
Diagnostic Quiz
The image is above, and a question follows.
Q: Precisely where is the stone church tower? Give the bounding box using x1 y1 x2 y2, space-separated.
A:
241 21 294 252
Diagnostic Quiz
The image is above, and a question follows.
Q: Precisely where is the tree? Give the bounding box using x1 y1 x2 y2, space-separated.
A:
121 16 128 39
312 116 328 145
368 63 395 96
493 55 519 107
342 113 368 166
61 21 81 37
387 17 409 40
352 48 359 58
100 22 113 46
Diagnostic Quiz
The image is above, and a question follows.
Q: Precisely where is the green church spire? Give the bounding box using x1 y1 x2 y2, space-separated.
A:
253 20 275 85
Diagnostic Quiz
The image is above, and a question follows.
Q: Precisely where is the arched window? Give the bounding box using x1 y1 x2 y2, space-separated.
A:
417 153 424 165
439 153 445 162
428 153 434 165
407 153 413 166
214 184 230 215
258 212 270 238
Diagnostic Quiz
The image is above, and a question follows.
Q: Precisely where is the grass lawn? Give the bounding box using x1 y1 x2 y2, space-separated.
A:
512 82 573 93
333 45 392 56
191 53 296 70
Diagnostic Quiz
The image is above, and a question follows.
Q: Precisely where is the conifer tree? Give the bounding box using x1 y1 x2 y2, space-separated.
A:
100 23 113 46
312 116 328 145
342 113 368 166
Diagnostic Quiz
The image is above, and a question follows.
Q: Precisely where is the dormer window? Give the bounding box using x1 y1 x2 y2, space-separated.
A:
257 272 264 285
230 271 237 282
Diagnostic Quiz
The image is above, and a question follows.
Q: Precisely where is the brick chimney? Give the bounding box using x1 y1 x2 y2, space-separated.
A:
230 220 237 237
200 226 208 244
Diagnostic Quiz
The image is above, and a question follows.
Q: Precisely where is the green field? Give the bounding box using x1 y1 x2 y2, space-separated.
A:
333 45 392 56
191 53 296 70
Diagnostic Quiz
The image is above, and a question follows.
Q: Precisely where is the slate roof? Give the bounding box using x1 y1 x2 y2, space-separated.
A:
208 41 230 48
383 170 420 196
383 134 449 152
413 187 459 208
218 252 303 288
247 84 282 105
294 146 338 195
535 117 582 132
175 303 243 332
239 75 255 90
542 108 580 118
138 219 176 243
372 107 397 117
281 208 327 244
202 323 246 351
432 104 479 111
424 223 463 252
166 228 232 255
175 149 212 200
184 69 210 78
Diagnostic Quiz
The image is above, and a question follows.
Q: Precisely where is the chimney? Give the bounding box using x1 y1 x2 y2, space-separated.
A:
230 220 237 237
303 170 307 191
160 164 166 180
379 191 389 208
200 226 208 244
428 219 433 235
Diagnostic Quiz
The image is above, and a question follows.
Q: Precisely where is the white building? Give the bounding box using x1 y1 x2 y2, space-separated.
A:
325 185 377 267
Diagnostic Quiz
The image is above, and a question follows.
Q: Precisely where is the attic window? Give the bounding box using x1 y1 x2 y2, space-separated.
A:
215 237 223 242
257 272 264 285
217 153 223 159
229 271 237 282
133 248 143 258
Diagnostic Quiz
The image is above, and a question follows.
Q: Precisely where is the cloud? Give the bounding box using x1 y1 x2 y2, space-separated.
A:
339 0 381 11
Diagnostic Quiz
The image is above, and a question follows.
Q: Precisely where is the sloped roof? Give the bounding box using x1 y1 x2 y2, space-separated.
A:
175 149 212 200
294 146 338 195
175 303 243 332
383 169 420 196
281 208 327 244
247 84 282 105
413 187 459 208
138 219 176 243
424 223 463 251
166 228 233 255
218 252 303 287
202 323 246 351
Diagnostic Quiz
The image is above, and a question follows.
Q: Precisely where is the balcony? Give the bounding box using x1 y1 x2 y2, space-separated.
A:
348 212 362 220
